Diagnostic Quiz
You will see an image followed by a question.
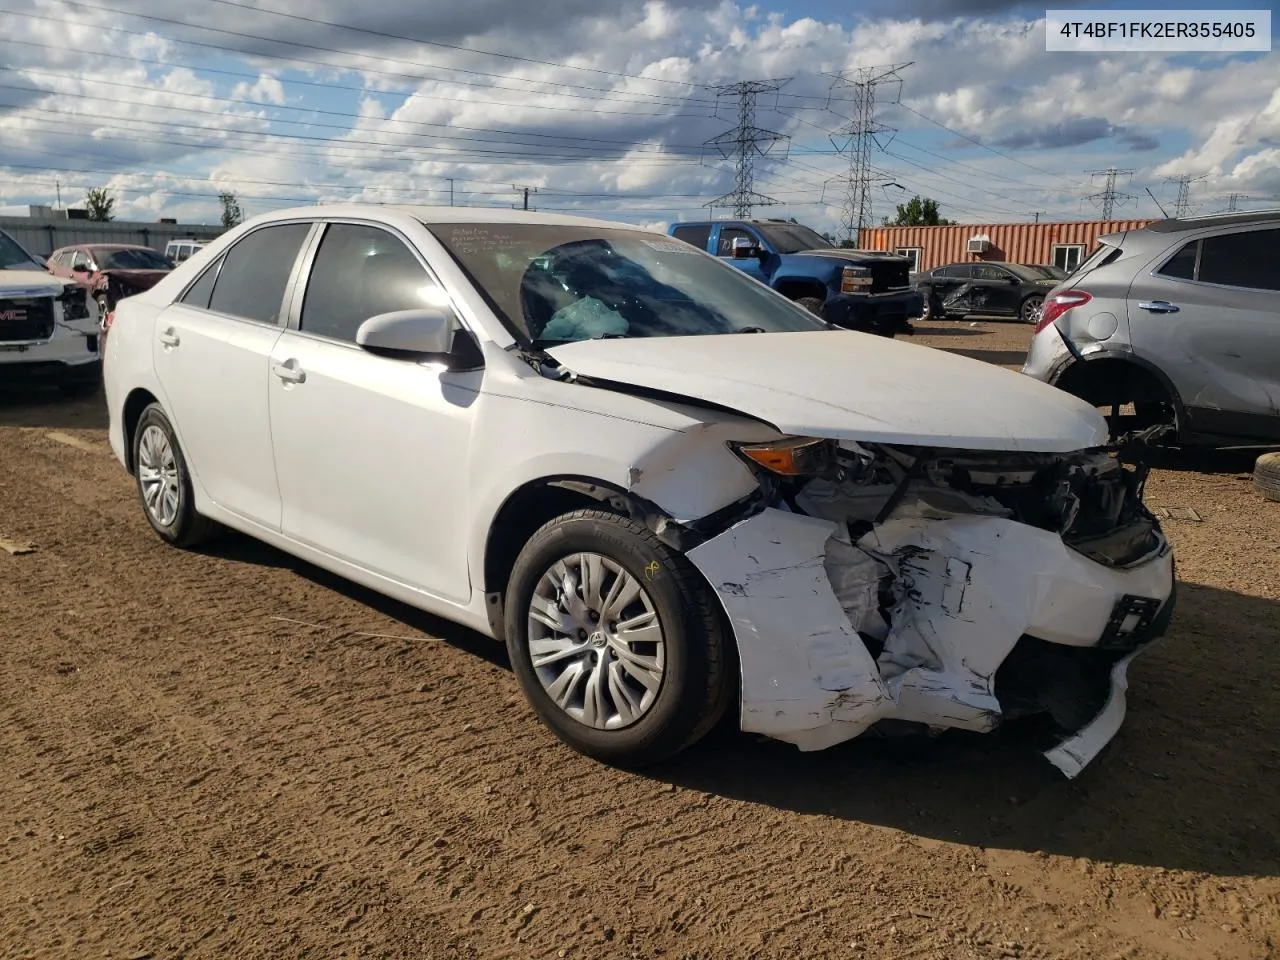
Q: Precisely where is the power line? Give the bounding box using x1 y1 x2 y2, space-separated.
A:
894 103 1082 186
1087 167 1135 219
702 80 792 218
0 34 711 120
826 63 909 244
1166 173 1208 217
12 0 714 108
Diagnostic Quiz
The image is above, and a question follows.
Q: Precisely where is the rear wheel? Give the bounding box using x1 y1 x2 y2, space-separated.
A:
1020 294 1044 325
132 403 217 548
504 509 731 768
920 290 941 321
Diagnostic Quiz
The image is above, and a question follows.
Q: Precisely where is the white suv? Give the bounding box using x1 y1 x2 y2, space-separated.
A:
103 205 1176 777
0 229 101 396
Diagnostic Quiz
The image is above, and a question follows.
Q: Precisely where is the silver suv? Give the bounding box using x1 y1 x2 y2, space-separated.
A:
1022 210 1280 446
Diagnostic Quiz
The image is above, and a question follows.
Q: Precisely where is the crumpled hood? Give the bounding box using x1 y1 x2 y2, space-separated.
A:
0 269 65 296
546 331 1109 453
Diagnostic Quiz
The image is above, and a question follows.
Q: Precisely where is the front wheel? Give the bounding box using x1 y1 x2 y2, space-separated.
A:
796 296 825 317
1020 294 1044 325
504 510 732 768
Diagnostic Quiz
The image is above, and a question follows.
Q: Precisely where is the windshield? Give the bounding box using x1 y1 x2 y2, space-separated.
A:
95 247 174 270
427 223 829 345
0 231 43 271
1027 264 1067 280
753 223 831 254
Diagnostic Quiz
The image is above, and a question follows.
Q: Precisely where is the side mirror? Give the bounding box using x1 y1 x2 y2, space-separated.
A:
730 237 759 259
356 307 457 361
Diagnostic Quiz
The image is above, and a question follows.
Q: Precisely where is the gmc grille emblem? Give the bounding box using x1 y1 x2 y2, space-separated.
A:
0 309 28 321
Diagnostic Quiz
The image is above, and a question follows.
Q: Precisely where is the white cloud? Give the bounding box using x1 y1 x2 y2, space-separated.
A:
1 0 1276 228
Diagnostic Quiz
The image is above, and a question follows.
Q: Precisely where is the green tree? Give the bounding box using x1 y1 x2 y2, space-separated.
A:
885 196 952 226
85 188 115 222
219 192 244 229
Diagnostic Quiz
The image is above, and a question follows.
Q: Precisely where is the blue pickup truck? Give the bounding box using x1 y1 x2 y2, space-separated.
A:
667 218 924 336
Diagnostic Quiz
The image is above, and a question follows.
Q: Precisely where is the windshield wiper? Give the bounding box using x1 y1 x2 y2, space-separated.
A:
530 333 630 348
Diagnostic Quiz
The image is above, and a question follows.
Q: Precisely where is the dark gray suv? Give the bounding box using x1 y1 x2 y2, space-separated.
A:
1021 210 1280 446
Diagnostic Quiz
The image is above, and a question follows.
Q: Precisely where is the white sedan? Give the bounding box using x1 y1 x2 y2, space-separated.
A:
103 206 1176 777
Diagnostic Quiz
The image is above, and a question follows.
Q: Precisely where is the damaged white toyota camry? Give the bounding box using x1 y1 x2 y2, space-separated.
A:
104 206 1176 778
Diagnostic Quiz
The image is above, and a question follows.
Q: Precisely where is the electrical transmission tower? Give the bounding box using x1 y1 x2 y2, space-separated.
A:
1224 193 1242 212
1166 174 1207 218
702 80 792 218
826 63 911 247
1086 167 1135 219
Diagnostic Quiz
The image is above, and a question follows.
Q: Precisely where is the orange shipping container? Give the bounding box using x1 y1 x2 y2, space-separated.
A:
861 219 1155 273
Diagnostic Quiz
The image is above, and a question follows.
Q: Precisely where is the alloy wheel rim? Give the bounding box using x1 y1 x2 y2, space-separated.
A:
138 424 180 527
527 552 666 730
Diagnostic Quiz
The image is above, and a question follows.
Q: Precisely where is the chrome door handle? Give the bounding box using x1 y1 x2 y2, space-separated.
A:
272 361 306 384
1138 300 1180 314
159 329 180 347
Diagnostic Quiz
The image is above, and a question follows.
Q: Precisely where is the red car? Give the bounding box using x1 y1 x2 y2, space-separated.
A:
47 243 174 318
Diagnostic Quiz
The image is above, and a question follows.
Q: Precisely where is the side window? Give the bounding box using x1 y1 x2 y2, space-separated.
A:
942 265 973 279
894 247 921 272
671 225 712 251
1198 229 1280 291
1052 244 1085 272
1157 241 1197 281
72 250 91 271
716 227 756 257
207 223 311 325
972 264 1007 281
300 223 442 343
180 256 223 310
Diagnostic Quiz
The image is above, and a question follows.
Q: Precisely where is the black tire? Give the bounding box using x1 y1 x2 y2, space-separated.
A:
1020 294 1045 325
920 289 941 321
796 296 825 317
132 403 218 548
95 294 110 321
503 509 731 768
1254 452 1280 502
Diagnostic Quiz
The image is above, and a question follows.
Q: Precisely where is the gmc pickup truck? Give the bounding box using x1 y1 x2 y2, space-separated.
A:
668 219 923 336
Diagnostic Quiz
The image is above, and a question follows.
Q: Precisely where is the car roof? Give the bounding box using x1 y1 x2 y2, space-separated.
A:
246 204 639 231
1144 209 1280 233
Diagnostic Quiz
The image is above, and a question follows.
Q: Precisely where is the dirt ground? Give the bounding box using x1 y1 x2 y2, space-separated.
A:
2 320 1278 960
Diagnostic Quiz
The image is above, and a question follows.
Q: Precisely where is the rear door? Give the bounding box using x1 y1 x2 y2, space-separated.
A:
930 264 970 299
1129 224 1280 441
152 221 314 528
670 224 712 253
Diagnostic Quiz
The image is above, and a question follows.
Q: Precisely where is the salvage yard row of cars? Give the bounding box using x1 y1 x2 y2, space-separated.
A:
3 205 1277 779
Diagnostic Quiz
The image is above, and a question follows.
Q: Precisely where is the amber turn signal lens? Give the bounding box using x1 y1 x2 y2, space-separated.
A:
735 437 835 476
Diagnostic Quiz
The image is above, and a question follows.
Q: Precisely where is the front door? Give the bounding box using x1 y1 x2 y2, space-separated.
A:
714 225 768 282
970 264 1021 315
152 221 313 528
268 221 480 604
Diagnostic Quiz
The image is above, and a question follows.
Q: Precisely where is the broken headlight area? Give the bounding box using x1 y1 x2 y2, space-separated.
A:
57 283 92 323
782 442 1163 568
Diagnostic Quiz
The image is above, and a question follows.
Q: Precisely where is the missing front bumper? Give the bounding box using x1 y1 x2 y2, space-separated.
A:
685 507 1176 775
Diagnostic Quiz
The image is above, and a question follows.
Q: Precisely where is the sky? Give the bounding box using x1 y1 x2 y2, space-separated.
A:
0 0 1276 234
